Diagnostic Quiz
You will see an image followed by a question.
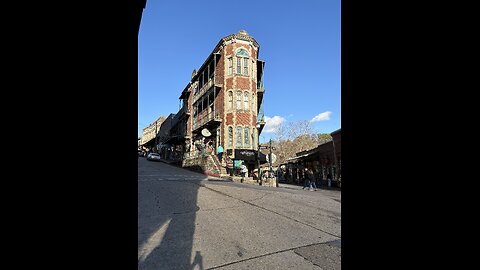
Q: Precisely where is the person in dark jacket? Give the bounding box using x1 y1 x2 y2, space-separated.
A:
302 168 317 191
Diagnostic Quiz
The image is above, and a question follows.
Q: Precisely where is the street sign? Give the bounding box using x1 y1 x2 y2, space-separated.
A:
259 145 269 149
266 153 277 164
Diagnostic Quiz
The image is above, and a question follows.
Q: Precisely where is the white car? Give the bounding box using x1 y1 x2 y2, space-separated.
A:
146 152 161 161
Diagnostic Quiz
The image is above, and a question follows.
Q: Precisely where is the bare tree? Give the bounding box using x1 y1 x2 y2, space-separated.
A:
271 120 326 166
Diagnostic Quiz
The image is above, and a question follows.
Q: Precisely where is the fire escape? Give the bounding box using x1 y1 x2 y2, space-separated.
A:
192 53 222 133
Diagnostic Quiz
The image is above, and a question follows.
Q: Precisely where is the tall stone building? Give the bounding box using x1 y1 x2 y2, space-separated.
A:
140 115 166 153
170 30 267 175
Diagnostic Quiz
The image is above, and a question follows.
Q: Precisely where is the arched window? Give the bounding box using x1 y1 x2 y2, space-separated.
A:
236 48 249 57
236 127 243 148
235 48 250 77
228 91 233 110
236 91 242 110
244 92 249 111
228 127 233 147
244 127 250 146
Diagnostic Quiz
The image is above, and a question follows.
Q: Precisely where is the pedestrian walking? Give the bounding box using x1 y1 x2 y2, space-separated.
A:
240 162 248 183
217 144 224 162
225 156 234 176
302 168 317 191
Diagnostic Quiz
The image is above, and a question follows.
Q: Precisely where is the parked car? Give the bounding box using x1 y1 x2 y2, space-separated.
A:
146 152 161 161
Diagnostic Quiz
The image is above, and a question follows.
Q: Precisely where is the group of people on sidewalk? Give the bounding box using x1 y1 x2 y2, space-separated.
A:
301 168 332 191
216 144 250 183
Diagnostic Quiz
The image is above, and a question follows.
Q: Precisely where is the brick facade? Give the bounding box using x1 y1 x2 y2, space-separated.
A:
174 30 265 175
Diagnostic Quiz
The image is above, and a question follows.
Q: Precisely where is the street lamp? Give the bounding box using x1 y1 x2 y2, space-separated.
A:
256 123 262 186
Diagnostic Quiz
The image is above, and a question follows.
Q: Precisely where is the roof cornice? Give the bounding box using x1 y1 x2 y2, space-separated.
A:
190 30 260 83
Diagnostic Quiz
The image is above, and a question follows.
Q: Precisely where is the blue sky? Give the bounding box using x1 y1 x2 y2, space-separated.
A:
138 0 341 143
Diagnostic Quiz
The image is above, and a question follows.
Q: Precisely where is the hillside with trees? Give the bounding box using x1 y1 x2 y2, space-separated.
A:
267 120 332 166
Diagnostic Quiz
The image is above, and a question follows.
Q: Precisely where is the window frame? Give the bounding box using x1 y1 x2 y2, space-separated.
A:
236 126 243 148
228 57 233 75
244 127 250 147
236 90 242 110
227 90 233 111
236 57 241 74
228 126 233 147
243 58 249 75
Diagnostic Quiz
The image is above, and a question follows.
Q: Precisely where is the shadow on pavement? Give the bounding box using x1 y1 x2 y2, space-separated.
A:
138 159 205 270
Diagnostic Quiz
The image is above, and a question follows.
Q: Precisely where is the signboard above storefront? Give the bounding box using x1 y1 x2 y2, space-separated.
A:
234 149 267 162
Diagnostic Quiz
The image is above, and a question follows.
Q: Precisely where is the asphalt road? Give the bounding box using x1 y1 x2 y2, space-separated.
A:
138 157 341 270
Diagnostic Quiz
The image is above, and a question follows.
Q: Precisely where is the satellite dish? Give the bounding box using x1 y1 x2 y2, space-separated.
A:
201 128 211 137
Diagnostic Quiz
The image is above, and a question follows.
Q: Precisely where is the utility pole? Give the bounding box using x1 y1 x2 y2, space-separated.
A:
256 125 262 186
269 139 273 176
332 138 337 183
154 121 158 153
258 139 262 186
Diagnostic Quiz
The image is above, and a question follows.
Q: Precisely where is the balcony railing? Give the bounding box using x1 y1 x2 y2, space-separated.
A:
193 110 222 131
257 104 265 124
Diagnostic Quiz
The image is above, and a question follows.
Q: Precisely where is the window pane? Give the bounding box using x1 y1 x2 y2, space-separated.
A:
236 91 242 110
236 127 242 147
228 127 233 147
236 57 241 74
228 91 233 110
244 58 248 75
244 128 250 146
244 92 249 110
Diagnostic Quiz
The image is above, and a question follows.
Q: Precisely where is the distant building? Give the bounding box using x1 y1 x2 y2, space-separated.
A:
157 113 176 159
282 129 341 188
140 115 166 153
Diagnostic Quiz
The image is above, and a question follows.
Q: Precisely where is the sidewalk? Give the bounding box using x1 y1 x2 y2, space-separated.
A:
278 182 341 192
158 157 230 181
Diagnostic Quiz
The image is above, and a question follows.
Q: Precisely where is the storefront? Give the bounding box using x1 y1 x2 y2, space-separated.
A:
281 129 341 188
234 149 267 177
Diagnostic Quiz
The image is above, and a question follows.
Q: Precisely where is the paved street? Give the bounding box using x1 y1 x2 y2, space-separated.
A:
138 157 341 270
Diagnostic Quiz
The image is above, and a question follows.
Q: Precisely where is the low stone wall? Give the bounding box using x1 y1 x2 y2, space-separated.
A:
182 155 222 176
261 178 278 187
229 176 278 187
